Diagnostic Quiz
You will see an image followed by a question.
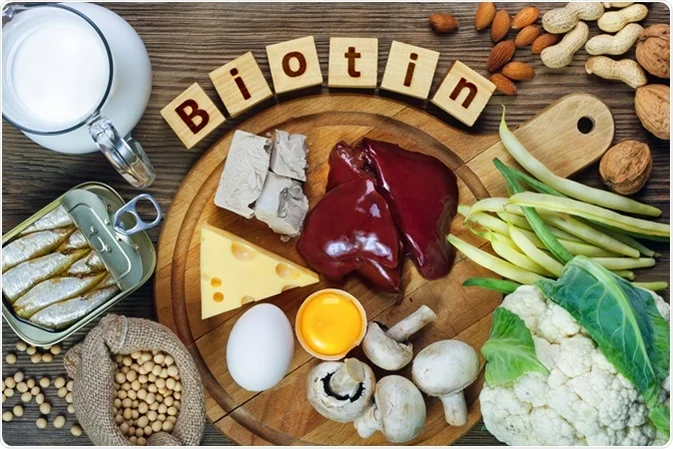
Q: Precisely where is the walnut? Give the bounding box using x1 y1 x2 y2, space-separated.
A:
635 84 670 140
599 140 652 195
636 24 670 79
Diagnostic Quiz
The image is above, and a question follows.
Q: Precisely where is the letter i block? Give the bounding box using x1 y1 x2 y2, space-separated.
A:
266 36 323 94
160 83 226 149
380 41 440 100
209 52 274 118
328 37 378 88
431 61 496 127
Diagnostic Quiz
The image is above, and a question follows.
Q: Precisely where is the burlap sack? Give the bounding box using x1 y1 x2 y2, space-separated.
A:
64 314 205 446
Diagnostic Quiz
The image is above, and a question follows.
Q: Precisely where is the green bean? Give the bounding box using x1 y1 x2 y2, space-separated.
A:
591 257 656 270
633 281 669 292
487 232 554 276
463 277 521 294
497 211 582 242
509 226 564 277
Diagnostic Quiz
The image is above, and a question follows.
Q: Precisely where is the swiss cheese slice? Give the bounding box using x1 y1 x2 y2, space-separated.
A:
200 224 320 319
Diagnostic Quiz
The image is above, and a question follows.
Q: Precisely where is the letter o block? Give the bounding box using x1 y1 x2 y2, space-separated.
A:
431 61 495 127
266 36 323 94
161 83 226 149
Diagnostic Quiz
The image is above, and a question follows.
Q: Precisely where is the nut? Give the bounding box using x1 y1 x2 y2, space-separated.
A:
599 140 652 195
636 24 670 79
487 40 516 72
429 13 459 33
541 21 589 69
603 2 634 8
515 25 541 48
491 9 511 42
567 2 605 20
598 4 648 33
475 2 496 30
585 23 644 55
490 73 517 95
543 3 603 34
512 6 540 30
585 56 647 89
502 61 535 80
531 33 560 54
635 84 670 140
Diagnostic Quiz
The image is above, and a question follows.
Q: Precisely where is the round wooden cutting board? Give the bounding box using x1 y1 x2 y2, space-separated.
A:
155 93 614 445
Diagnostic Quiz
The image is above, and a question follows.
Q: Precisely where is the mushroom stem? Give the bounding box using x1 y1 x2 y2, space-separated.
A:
329 358 365 397
354 404 382 438
439 392 468 426
385 305 437 342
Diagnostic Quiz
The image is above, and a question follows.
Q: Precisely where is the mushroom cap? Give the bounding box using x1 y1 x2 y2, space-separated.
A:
411 340 480 396
374 375 426 443
362 322 413 371
306 360 376 423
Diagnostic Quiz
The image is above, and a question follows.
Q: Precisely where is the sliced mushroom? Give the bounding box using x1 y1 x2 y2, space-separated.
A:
411 339 480 426
354 375 426 443
306 358 376 422
362 305 436 370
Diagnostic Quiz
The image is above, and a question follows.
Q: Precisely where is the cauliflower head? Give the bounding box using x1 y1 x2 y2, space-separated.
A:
480 285 670 446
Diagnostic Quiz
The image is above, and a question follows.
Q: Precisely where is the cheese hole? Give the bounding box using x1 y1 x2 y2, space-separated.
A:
211 277 222 288
241 296 255 305
276 263 300 280
231 243 256 261
213 292 224 303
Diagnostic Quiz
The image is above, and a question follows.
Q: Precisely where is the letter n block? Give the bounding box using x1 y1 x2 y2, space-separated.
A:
328 37 378 88
160 83 226 149
380 41 440 100
266 36 323 94
209 52 273 118
431 61 495 127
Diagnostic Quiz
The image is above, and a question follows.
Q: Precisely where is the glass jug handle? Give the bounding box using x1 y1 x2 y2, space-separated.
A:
88 115 156 188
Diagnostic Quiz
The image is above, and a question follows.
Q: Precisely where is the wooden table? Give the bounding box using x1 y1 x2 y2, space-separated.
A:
2 2 669 445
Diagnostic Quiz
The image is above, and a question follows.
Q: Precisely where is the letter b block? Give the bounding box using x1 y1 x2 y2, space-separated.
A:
431 61 495 127
161 83 226 149
266 36 323 94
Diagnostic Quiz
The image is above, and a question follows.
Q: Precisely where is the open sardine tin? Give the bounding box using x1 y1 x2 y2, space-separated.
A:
2 182 160 347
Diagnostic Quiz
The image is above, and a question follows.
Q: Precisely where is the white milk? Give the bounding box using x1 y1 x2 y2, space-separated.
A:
4 7 109 130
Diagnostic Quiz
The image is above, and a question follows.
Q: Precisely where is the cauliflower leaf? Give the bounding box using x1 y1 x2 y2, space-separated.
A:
650 404 670 438
482 308 549 385
537 256 670 409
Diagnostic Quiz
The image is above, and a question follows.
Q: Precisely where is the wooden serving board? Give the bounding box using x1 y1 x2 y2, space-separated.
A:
155 93 614 445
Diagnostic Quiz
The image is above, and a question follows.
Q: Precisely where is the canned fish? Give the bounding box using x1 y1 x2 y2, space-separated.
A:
2 182 161 347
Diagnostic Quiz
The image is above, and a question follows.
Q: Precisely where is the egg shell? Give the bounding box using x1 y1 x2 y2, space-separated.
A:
226 303 294 392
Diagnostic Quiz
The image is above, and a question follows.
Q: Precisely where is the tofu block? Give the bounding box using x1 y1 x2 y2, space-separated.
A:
270 130 308 181
200 224 320 318
214 130 271 218
254 172 309 237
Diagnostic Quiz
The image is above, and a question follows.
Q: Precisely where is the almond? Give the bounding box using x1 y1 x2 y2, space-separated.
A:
490 73 517 96
487 40 516 72
512 6 540 30
491 9 511 42
475 2 497 30
514 25 541 48
531 33 560 55
429 13 459 33
502 61 535 80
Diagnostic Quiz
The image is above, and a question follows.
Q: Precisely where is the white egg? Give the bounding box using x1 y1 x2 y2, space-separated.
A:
226 303 294 392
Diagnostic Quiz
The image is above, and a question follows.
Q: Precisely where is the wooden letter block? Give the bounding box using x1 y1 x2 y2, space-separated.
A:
380 41 440 100
328 37 378 88
209 52 273 118
161 83 226 149
431 61 496 127
266 36 323 94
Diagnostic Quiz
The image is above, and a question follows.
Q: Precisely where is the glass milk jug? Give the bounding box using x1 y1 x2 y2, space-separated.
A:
2 3 155 188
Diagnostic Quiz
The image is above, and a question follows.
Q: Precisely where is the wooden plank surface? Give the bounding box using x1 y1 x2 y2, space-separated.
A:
1 2 669 446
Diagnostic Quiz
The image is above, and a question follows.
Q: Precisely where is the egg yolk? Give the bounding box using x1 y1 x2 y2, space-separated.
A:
298 292 363 356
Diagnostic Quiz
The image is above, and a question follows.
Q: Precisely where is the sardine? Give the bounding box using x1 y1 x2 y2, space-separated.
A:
58 230 89 253
2 228 75 273
66 251 105 276
20 205 73 235
29 285 119 330
96 274 118 289
2 249 88 302
13 272 107 319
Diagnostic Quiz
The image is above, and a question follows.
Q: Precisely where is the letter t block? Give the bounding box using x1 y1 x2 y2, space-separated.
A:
431 61 495 127
161 83 226 149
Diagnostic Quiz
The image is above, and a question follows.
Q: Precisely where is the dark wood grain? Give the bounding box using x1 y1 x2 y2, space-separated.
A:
2 2 669 446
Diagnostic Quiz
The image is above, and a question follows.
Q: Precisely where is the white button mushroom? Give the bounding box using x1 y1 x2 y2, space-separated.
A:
411 339 480 427
354 375 426 443
362 305 437 371
306 358 375 423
